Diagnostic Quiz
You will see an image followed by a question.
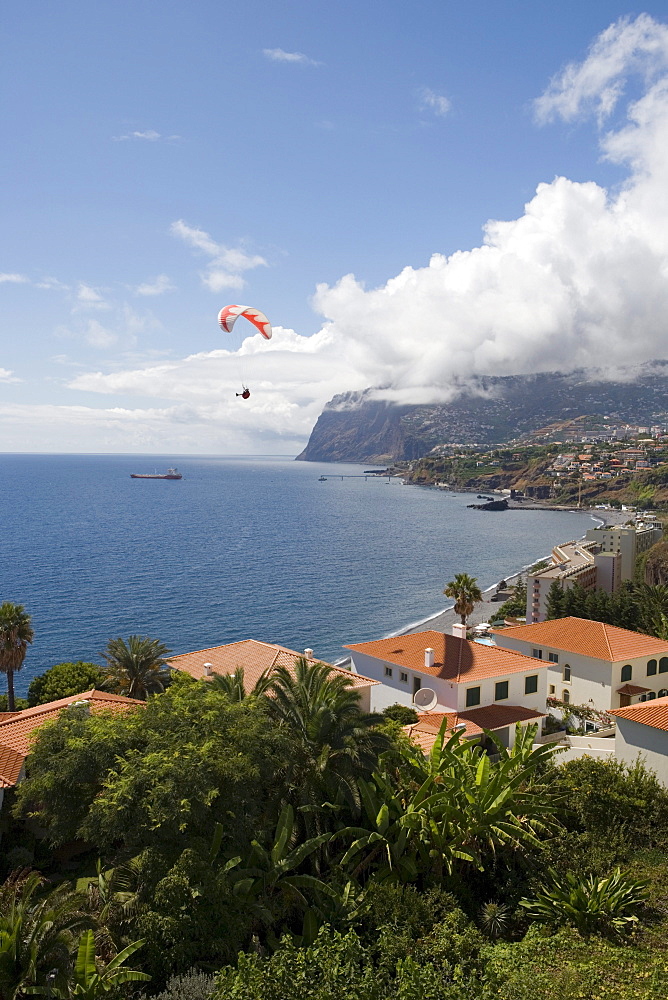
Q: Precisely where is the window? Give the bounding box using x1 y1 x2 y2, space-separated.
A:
400 671 408 684
532 648 543 659
525 674 538 695
548 652 559 663
562 689 570 704
466 686 481 707
648 659 657 676
549 684 556 695
495 680 509 701
621 664 632 682
384 666 393 678
659 689 668 698
640 693 647 702
660 657 668 674
563 664 571 682
647 691 657 700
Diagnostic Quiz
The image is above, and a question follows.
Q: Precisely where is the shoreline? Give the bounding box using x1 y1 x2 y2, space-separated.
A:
335 506 623 663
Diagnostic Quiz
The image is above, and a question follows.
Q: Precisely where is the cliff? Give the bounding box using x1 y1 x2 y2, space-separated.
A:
296 364 668 463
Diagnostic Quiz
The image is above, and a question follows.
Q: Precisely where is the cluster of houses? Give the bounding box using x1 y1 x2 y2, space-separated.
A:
2 613 668 806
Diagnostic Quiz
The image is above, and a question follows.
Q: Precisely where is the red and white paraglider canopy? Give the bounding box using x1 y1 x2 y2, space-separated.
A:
218 305 272 340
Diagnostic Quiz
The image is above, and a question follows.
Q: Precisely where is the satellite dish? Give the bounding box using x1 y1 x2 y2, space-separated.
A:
413 687 437 711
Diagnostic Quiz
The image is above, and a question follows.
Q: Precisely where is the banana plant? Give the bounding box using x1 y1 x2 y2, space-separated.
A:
29 930 150 998
224 804 337 943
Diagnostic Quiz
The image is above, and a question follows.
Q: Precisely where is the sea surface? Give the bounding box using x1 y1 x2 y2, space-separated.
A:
0 454 598 696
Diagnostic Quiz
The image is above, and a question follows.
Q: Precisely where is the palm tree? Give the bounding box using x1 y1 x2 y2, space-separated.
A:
0 602 34 712
209 666 273 701
101 636 172 700
0 871 89 999
266 659 391 830
443 573 483 625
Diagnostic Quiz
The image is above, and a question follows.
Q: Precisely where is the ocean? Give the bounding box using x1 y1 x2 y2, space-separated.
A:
0 453 597 696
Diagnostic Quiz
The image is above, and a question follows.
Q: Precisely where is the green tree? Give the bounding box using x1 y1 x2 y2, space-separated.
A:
0 872 88 999
544 580 565 620
443 573 483 625
101 635 172 699
0 603 34 712
266 659 391 830
27 662 105 707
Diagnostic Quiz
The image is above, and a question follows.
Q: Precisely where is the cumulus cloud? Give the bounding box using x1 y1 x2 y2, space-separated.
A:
263 48 321 66
419 88 451 117
64 14 668 448
171 219 267 291
135 274 175 296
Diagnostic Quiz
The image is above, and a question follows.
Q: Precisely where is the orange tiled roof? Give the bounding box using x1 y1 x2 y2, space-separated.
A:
168 639 378 691
0 690 142 756
345 631 544 683
610 695 668 732
492 617 668 662
617 683 650 696
404 704 545 751
0 745 25 787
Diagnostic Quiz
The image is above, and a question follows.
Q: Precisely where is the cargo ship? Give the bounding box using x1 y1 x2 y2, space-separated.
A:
130 468 182 480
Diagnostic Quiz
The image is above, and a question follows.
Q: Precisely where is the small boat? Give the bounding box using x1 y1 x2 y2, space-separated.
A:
130 468 182 480
318 476 327 481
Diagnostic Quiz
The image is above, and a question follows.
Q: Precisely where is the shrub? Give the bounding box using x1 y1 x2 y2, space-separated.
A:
151 969 216 1000
27 661 105 707
520 868 649 938
381 704 418 725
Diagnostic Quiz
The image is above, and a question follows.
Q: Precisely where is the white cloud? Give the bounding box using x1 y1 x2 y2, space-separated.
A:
113 129 182 142
419 88 452 118
135 274 175 296
47 15 668 451
36 276 70 291
75 283 109 310
0 368 21 383
0 273 28 284
263 48 321 66
534 13 668 124
171 219 267 292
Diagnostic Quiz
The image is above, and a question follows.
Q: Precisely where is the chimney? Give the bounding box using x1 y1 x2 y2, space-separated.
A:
304 648 314 659
424 647 435 668
452 623 467 640
203 662 213 677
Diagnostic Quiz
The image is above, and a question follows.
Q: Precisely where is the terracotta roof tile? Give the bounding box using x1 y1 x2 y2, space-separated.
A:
404 704 545 751
168 639 378 691
617 684 650 696
609 695 668 732
345 631 545 683
0 690 142 756
492 617 668 662
0 745 24 786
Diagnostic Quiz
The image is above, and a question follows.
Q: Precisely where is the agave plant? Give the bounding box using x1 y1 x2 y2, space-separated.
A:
520 868 649 937
479 901 511 940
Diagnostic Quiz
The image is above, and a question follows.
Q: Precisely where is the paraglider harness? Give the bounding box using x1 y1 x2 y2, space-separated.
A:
236 386 251 399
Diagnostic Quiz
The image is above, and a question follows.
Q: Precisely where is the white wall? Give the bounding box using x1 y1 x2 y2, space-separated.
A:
348 649 546 717
494 634 668 711
614 719 668 786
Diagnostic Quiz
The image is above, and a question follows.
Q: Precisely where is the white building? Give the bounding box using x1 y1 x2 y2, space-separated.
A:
609 696 668 786
345 626 547 749
492 617 668 713
526 523 663 623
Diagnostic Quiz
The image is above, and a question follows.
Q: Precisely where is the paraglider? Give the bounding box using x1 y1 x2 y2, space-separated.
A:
218 305 272 399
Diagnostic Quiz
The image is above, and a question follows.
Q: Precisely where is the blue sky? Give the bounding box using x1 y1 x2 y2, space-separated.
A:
3 2 668 453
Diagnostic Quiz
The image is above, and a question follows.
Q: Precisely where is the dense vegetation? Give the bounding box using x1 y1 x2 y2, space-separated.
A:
2 661 668 999
545 578 668 638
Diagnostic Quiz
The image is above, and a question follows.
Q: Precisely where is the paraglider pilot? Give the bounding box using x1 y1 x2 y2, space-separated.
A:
236 387 251 399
